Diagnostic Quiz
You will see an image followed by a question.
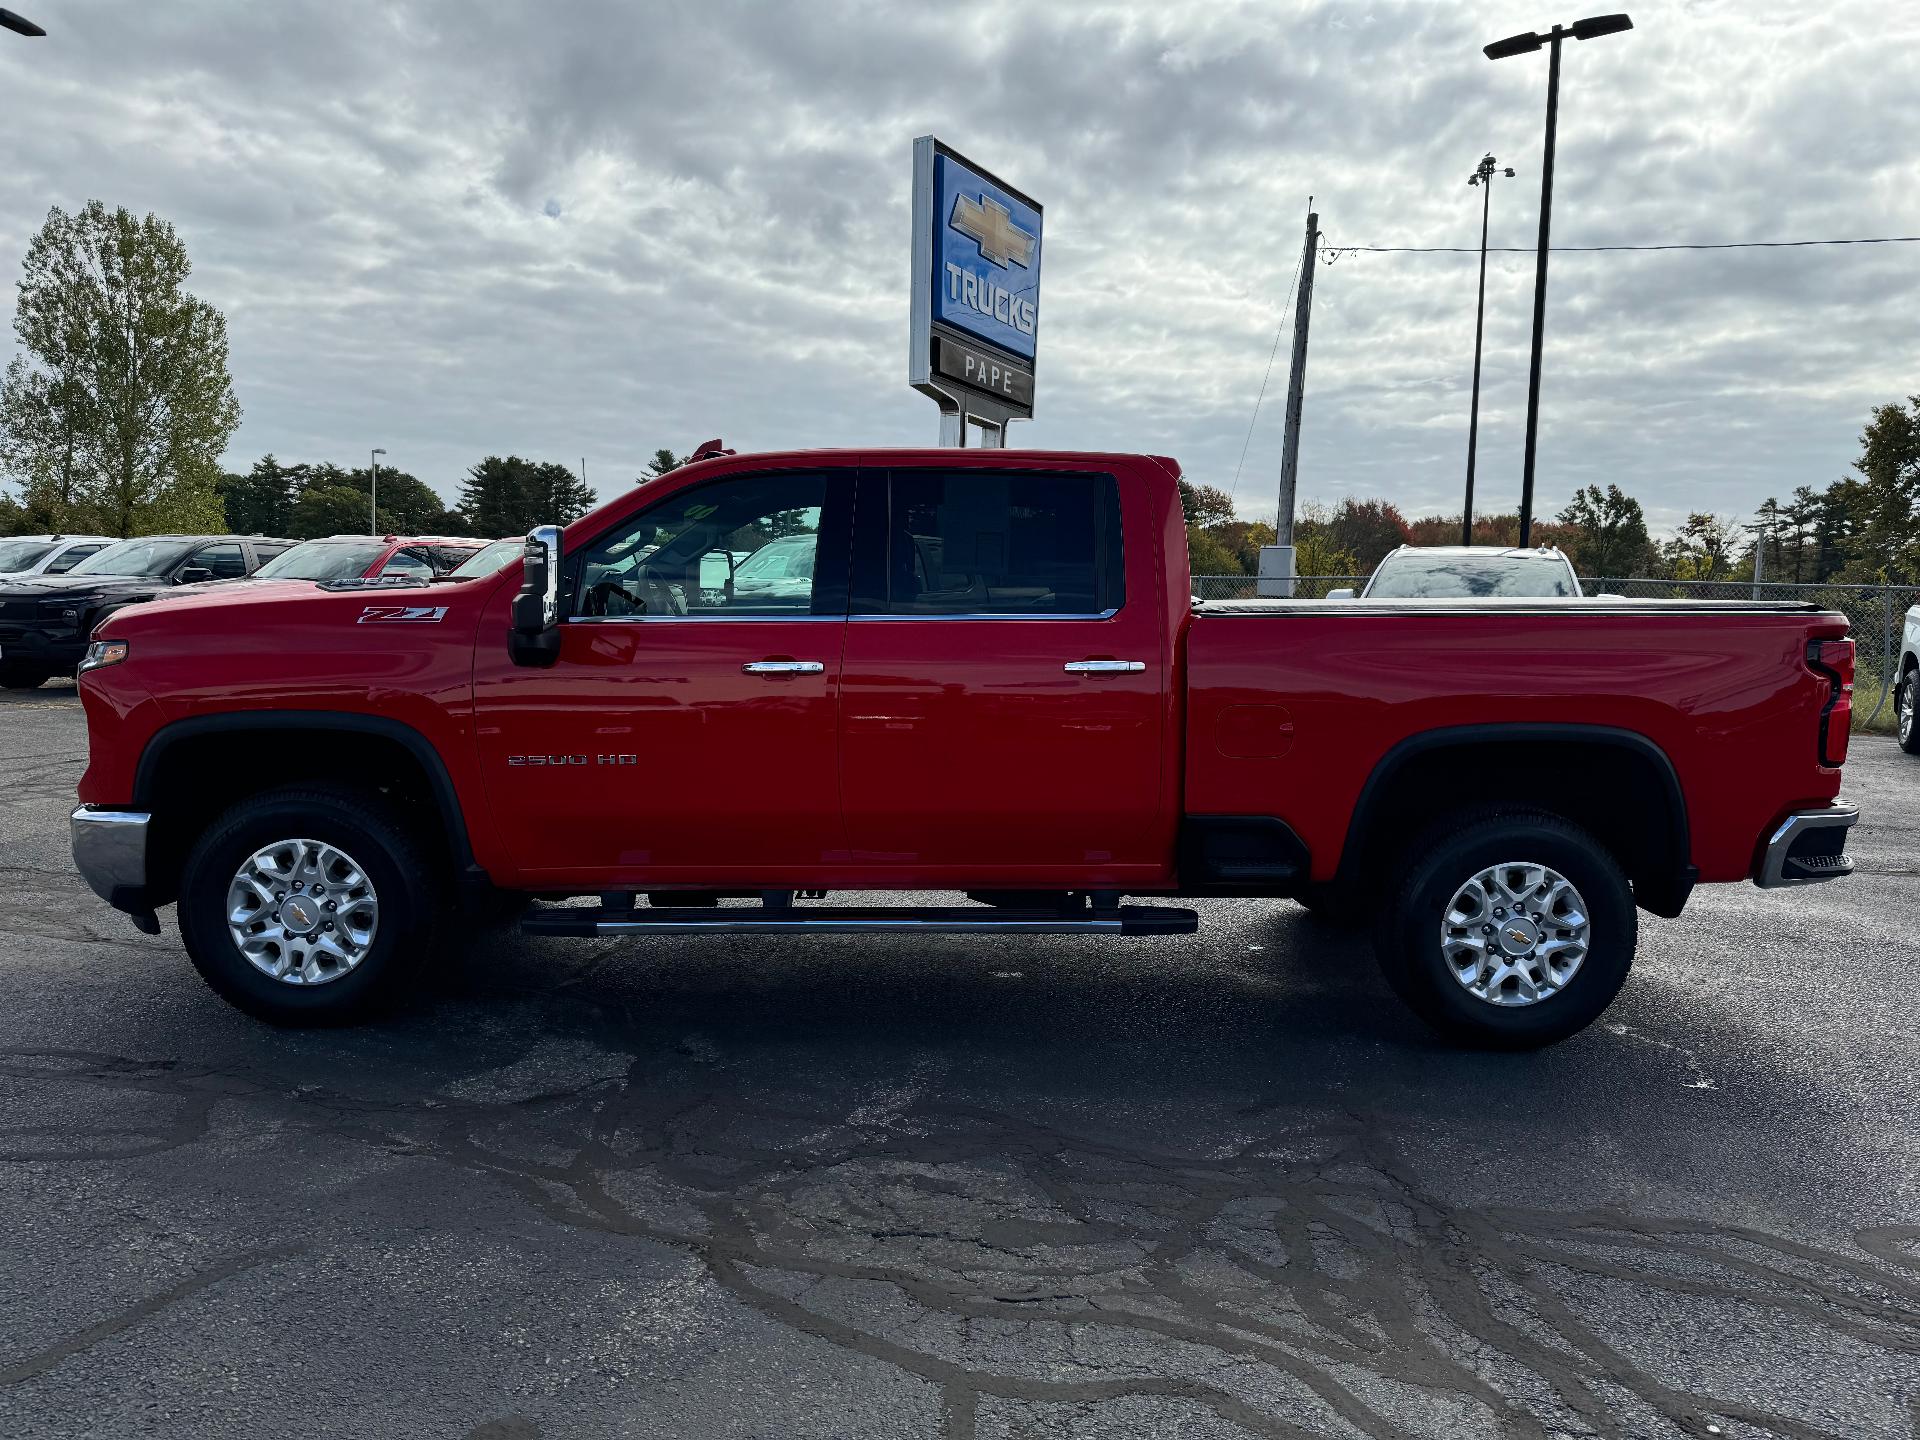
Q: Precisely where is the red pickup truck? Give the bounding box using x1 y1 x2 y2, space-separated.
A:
69 448 1858 1046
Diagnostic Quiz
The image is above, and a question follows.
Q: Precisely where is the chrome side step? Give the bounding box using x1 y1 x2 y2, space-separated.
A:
521 904 1198 938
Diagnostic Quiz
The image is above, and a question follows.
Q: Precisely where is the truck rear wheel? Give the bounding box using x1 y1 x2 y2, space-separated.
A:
1372 809 1635 1049
178 784 445 1025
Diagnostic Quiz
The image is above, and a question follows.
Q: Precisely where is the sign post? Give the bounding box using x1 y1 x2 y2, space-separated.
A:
909 136 1043 446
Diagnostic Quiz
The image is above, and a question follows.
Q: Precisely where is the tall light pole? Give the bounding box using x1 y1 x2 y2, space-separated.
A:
369 448 386 535
1463 153 1514 545
0 9 46 37
1484 12 1632 546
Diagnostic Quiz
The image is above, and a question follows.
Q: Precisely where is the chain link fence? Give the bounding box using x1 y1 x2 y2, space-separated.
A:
1192 574 1919 726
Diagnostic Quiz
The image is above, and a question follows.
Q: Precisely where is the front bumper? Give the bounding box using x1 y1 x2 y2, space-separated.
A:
1754 801 1858 887
0 622 86 669
71 806 159 931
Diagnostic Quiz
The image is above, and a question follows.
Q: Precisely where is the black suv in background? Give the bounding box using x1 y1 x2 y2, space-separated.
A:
0 533 293 689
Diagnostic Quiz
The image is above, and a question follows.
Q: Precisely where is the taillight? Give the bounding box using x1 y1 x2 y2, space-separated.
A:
1807 638 1853 767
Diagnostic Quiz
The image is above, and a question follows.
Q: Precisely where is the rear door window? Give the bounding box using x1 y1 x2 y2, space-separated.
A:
858 470 1124 616
191 543 249 579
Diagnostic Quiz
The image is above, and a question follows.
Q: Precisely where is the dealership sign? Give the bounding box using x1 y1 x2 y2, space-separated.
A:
909 136 1043 440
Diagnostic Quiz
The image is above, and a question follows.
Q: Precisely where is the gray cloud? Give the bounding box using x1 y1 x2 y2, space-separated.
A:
1 0 1914 534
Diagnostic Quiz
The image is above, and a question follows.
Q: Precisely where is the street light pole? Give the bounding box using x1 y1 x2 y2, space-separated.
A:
369 448 386 535
1463 154 1514 545
1484 12 1632 546
0 9 46 37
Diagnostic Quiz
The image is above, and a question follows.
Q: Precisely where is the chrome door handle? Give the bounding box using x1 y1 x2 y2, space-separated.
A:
743 660 825 675
1064 660 1146 673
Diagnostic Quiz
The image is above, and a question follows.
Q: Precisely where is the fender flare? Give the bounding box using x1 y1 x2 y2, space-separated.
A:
1334 722 1693 911
133 710 480 874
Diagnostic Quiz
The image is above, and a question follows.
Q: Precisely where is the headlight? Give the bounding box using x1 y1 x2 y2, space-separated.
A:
78 639 129 673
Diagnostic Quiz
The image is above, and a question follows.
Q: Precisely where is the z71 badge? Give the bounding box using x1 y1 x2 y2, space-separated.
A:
358 604 449 624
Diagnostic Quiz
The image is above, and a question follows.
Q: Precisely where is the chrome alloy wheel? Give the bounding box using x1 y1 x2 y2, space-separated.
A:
1439 860 1590 1007
1901 674 1915 746
226 838 379 986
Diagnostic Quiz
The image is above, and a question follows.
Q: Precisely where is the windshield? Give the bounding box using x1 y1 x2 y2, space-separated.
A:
69 539 197 577
734 536 814 583
1366 553 1578 599
255 539 387 581
444 539 523 579
0 540 57 573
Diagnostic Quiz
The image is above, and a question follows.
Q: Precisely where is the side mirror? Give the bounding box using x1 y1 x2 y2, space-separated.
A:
509 524 564 668
176 566 214 585
1324 587 1356 600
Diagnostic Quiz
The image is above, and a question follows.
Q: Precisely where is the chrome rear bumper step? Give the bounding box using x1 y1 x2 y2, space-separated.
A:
520 904 1199 938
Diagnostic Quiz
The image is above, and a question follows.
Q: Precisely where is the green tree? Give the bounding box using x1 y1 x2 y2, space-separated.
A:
642 448 684 482
1177 480 1236 529
1557 484 1652 578
1843 395 1919 582
0 201 240 537
1294 530 1357 577
1186 527 1241 575
1662 512 1740 582
220 454 297 536
457 455 595 537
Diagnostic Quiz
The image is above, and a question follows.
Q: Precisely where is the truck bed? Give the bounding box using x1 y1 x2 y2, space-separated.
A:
1184 599 1849 886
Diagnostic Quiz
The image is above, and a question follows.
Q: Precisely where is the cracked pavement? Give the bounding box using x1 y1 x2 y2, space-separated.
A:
1 685 1917 1438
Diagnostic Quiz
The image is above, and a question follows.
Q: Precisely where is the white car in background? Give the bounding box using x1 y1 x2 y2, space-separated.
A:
1898 603 1919 756
0 534 116 578
1327 545 1584 600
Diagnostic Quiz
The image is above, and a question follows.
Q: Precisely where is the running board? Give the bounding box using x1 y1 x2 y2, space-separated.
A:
520 904 1199 938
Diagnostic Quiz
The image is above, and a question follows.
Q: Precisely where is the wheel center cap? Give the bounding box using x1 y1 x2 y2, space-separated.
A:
1496 916 1541 956
278 896 321 934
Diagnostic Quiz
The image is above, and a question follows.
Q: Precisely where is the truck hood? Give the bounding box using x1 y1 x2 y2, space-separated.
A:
94 576 503 637
0 574 178 609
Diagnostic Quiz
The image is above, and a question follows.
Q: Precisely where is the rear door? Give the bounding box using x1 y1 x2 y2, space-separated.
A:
837 461 1170 885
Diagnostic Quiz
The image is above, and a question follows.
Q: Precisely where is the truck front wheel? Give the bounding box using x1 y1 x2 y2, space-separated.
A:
1373 810 1635 1049
0 664 52 690
178 784 445 1025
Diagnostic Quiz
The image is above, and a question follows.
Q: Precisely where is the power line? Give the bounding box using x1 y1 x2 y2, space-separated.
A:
1229 246 1305 503
1320 234 1920 258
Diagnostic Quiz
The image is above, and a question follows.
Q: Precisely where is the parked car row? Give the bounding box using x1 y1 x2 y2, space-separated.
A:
0 532 512 688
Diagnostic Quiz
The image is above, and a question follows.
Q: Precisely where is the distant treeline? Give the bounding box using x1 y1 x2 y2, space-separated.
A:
1185 393 1920 585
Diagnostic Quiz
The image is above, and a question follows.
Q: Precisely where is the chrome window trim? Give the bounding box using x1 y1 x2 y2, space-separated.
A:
567 613 844 624
848 608 1122 622
564 608 1123 624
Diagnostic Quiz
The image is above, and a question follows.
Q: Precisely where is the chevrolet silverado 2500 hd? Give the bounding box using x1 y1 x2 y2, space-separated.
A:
69 449 1858 1046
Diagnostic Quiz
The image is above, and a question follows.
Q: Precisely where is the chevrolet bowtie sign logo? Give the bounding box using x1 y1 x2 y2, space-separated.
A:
951 192 1036 269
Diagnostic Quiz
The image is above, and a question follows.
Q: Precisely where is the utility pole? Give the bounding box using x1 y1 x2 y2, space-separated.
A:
1257 204 1319 598
1463 154 1514 545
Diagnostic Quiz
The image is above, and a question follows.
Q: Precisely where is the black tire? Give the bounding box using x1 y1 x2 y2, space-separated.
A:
1898 666 1920 756
1372 809 1635 1049
178 784 446 1025
0 664 52 690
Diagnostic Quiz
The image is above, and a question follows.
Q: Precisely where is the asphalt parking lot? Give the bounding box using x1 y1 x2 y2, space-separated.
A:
1 683 1916 1440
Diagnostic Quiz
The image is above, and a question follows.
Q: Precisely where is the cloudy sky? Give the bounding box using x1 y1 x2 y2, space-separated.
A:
3 0 1916 533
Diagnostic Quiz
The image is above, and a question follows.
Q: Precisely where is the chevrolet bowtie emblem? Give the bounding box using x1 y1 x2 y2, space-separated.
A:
951 193 1035 269
1507 929 1531 947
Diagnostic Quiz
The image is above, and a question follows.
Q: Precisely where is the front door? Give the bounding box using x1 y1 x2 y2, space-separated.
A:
836 464 1170 888
472 467 854 888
